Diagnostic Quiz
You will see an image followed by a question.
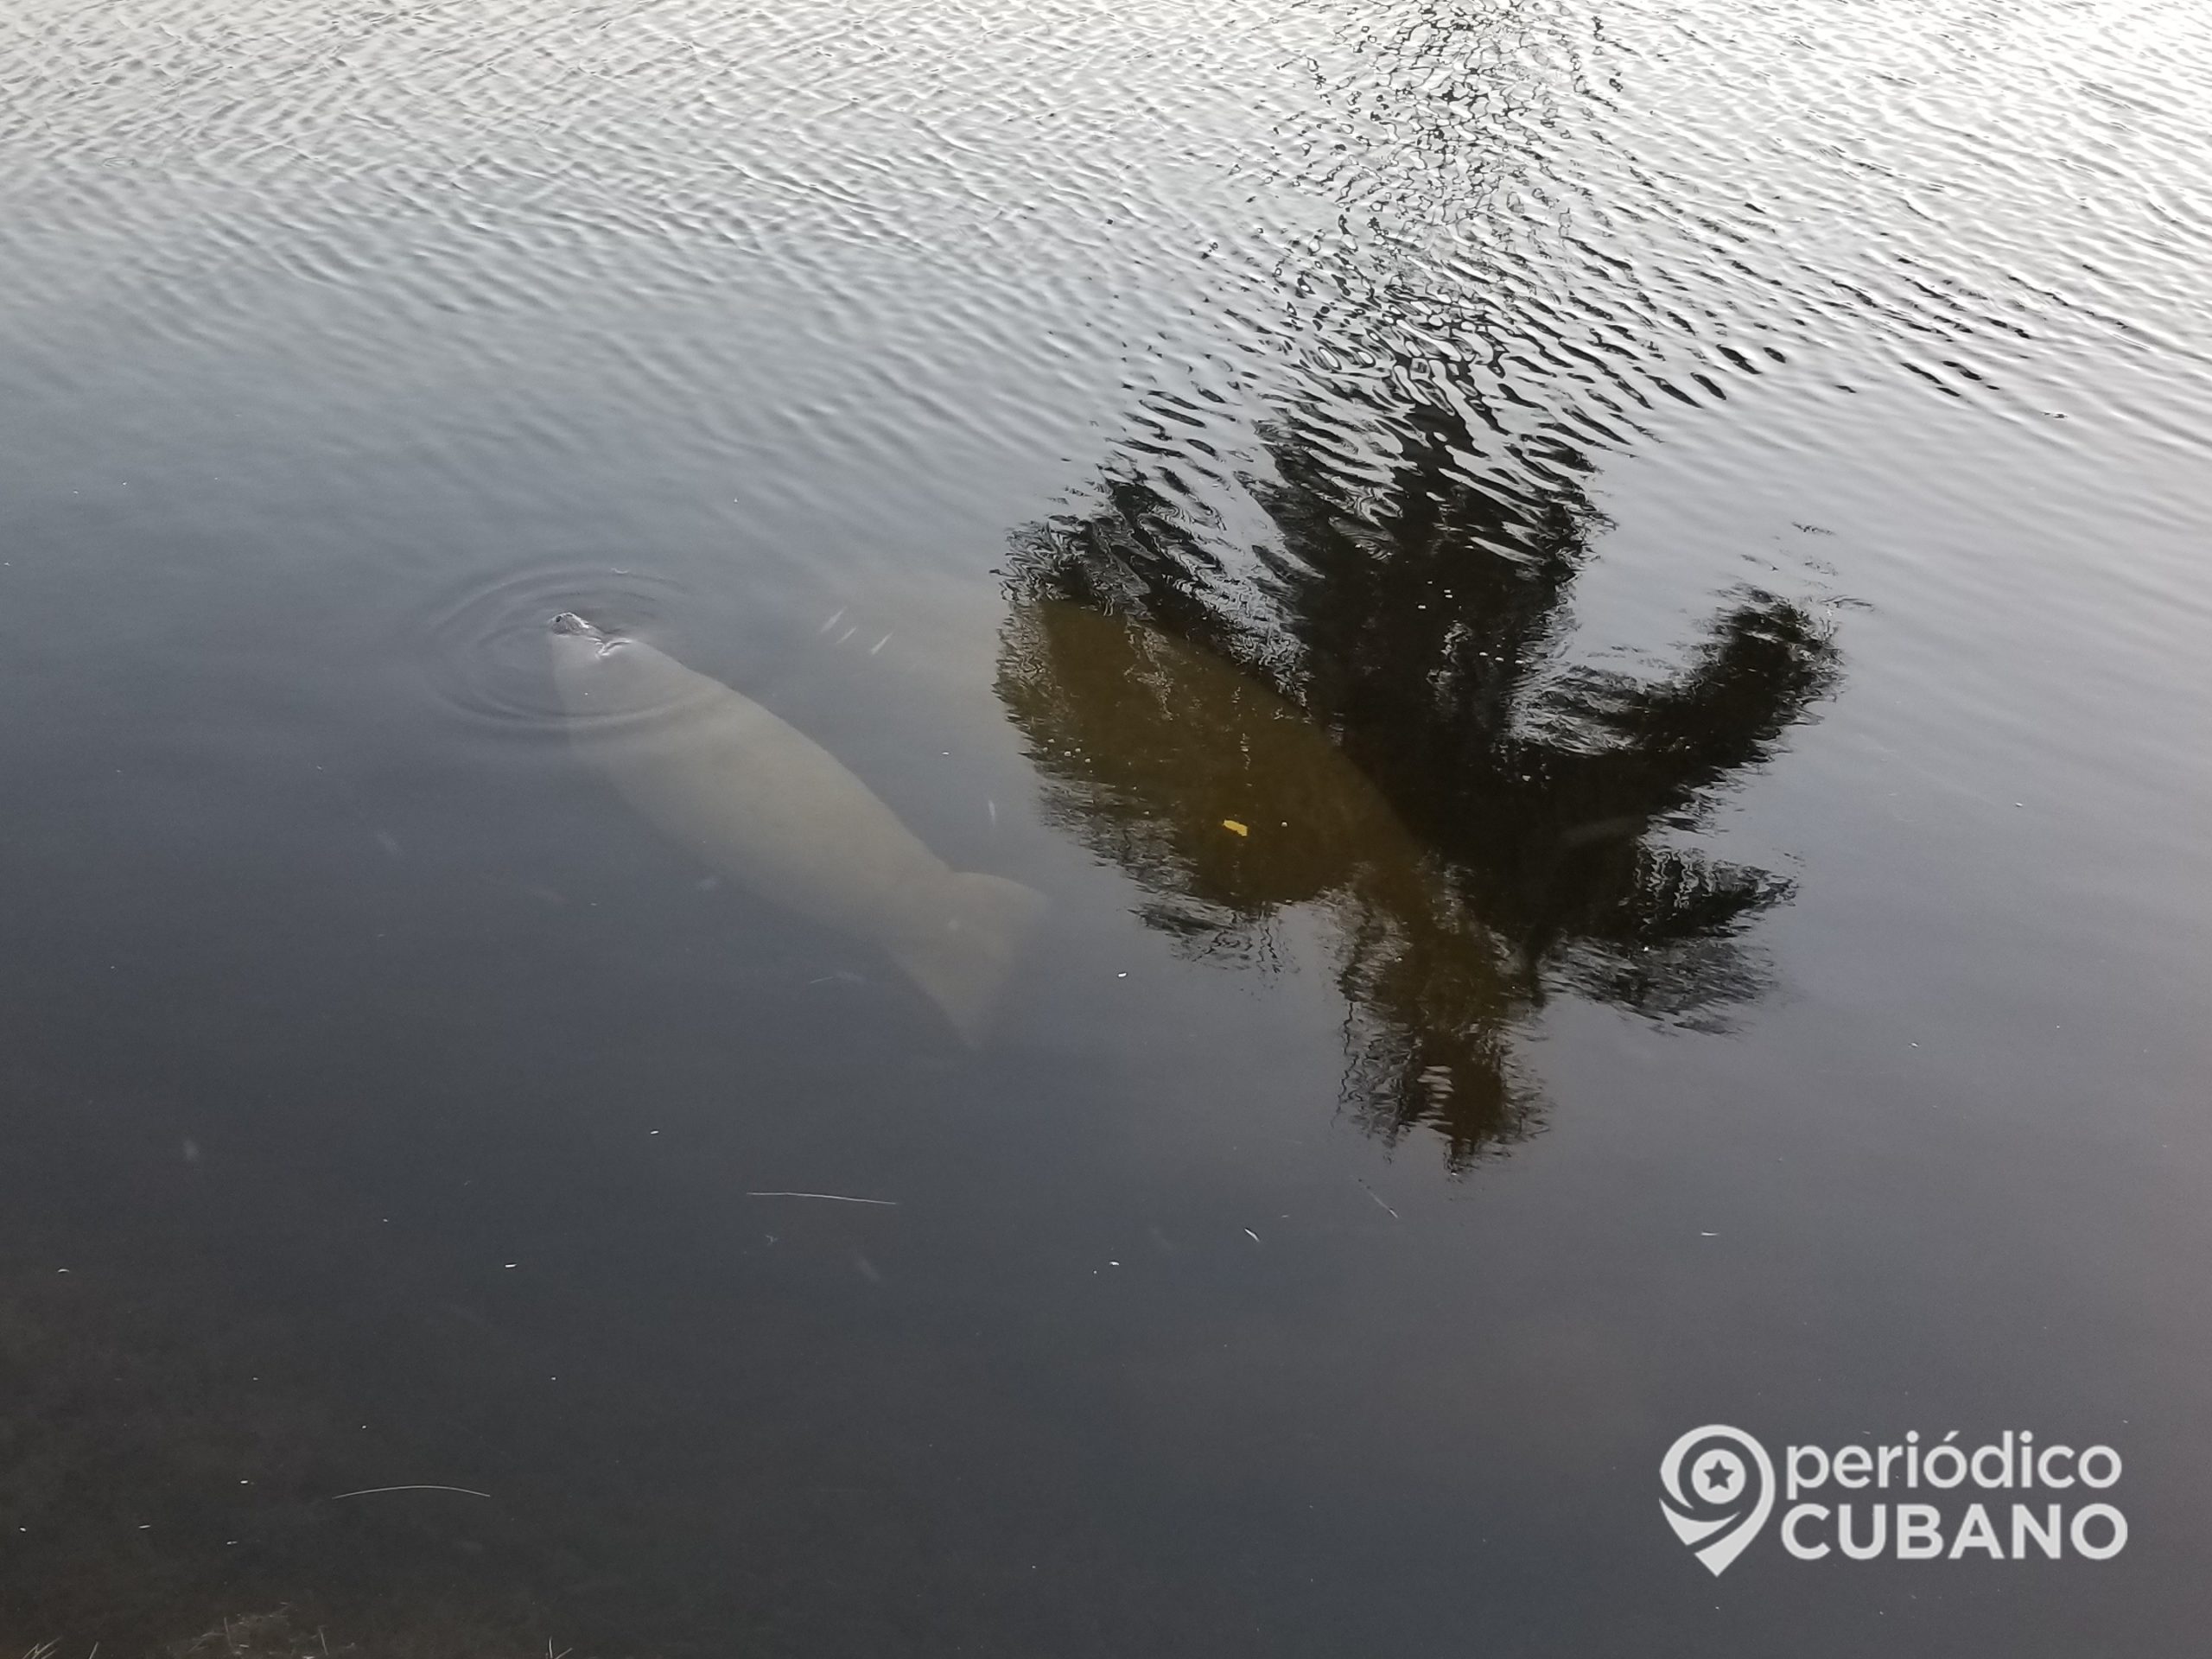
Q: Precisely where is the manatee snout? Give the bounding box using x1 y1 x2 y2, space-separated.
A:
550 611 604 639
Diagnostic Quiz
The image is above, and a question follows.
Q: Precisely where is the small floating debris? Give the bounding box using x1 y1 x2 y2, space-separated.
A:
745 1191 899 1206
1222 819 1249 836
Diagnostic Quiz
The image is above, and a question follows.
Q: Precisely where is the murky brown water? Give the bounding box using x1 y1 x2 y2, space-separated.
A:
2 0 2208 1652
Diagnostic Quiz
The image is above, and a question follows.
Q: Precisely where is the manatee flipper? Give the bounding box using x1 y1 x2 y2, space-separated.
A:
886 871 1048 1046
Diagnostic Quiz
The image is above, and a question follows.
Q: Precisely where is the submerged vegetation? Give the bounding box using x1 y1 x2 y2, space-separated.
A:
0 1266 601 1659
5 1608 639 1659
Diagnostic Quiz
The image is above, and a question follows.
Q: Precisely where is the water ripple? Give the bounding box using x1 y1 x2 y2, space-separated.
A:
1 0 2204 651
408 561 696 741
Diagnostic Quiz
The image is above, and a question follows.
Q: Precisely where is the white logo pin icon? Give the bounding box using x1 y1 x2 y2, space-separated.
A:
1661 1424 1775 1576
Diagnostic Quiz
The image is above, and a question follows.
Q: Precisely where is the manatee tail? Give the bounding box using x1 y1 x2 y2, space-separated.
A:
887 871 1049 1046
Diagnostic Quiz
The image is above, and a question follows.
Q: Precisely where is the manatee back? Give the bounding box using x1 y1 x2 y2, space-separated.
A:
558 634 954 937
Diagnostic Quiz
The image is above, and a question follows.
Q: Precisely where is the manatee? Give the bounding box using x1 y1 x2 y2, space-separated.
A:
550 613 1045 1045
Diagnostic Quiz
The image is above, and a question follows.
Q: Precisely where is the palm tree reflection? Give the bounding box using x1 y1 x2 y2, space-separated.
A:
999 394 1840 1167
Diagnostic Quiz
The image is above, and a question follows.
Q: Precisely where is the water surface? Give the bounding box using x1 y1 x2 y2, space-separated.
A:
2 0 2208 1652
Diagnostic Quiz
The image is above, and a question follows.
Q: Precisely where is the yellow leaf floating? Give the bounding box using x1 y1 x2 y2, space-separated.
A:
1222 818 1249 836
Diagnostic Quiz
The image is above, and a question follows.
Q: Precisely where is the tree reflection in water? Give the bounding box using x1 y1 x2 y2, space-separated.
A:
998 393 1841 1167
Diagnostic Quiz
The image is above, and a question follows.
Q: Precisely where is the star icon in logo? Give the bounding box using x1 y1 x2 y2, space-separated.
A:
1696 1451 1745 1503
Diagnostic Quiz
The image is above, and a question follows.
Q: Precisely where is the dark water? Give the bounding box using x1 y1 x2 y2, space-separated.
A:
3 0 2209 1652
